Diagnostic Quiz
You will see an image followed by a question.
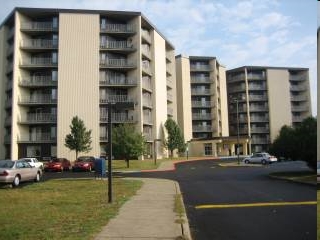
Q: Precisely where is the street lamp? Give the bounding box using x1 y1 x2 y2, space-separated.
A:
186 140 191 160
153 139 161 165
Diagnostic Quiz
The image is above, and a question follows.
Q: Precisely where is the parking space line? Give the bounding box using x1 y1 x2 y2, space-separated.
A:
195 201 316 209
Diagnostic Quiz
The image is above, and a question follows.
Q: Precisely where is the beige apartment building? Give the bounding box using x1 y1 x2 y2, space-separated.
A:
226 66 312 153
0 8 176 160
175 55 250 157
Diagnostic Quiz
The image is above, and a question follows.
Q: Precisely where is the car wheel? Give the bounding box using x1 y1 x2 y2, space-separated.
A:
244 160 249 164
34 172 40 182
12 175 20 187
261 160 267 165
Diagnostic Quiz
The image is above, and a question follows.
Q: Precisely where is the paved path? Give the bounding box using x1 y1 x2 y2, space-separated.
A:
94 178 191 240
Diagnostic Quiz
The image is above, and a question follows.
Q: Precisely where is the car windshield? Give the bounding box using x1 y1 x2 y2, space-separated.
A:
0 160 14 168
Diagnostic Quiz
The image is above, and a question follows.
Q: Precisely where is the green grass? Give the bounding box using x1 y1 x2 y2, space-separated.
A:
270 171 316 184
0 179 142 240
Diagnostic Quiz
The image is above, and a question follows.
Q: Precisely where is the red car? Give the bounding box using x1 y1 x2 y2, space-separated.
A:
72 156 95 172
44 158 71 172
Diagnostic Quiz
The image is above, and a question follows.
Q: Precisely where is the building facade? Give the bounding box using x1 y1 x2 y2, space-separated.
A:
226 66 312 153
0 8 176 160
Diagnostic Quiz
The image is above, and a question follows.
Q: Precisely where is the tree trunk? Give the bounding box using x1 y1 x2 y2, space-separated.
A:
76 151 78 161
126 159 130 168
170 150 173 160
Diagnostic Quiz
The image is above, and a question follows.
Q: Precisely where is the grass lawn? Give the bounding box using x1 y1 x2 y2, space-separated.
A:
0 178 142 240
269 170 316 185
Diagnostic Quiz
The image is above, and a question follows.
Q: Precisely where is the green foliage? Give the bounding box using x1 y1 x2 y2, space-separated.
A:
269 116 317 169
65 116 92 160
112 124 146 167
164 118 185 157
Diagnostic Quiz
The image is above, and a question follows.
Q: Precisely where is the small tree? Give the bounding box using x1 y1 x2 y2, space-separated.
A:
65 116 92 160
112 124 146 168
165 118 185 158
270 117 317 170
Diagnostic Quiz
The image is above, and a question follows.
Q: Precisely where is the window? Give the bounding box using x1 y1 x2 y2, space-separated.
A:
204 143 212 156
52 70 57 81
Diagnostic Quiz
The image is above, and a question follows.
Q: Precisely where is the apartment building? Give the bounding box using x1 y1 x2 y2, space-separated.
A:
175 55 243 157
0 8 176 160
226 66 312 153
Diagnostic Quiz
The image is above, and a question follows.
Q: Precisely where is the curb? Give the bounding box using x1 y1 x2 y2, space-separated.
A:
174 181 193 240
268 174 316 186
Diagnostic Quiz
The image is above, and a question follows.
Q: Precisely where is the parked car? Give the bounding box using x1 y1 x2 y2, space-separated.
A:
19 157 43 170
44 158 71 172
0 159 42 187
72 156 95 172
243 152 277 165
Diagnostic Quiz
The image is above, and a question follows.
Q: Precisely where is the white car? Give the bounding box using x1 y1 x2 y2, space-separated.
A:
19 158 44 170
243 153 277 165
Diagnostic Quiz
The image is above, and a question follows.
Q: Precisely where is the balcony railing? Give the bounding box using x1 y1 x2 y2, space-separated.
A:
228 86 246 93
167 93 173 102
143 131 153 141
191 89 211 95
227 74 245 83
100 40 134 50
247 73 265 80
20 113 57 123
19 76 57 87
100 77 137 86
290 85 307 91
289 75 306 81
190 65 211 71
190 76 212 84
192 101 211 108
291 105 309 112
250 116 269 122
292 116 305 122
101 24 135 33
20 39 58 49
21 22 57 31
249 95 268 101
193 125 212 132
142 64 152 76
6 81 12 91
141 45 152 59
5 116 12 126
142 77 152 91
5 99 12 108
100 95 134 103
19 95 57 104
4 135 11 143
100 59 135 68
167 107 173 116
18 133 56 143
290 95 308 101
252 138 269 144
143 96 153 108
192 113 212 120
141 29 151 43
249 105 268 112
143 115 153 125
20 58 58 67
248 84 266 91
100 113 135 123
251 127 269 133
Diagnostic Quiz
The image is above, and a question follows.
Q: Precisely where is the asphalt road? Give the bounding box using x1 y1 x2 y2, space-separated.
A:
42 160 316 240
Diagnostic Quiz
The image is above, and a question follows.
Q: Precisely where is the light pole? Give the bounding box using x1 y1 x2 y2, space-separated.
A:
107 102 115 203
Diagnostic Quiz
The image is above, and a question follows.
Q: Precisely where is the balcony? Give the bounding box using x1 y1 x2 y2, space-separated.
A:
5 99 12 108
143 115 153 125
167 107 173 116
248 84 267 91
18 133 56 143
192 113 212 120
5 116 12 126
7 45 13 56
100 77 137 87
6 81 12 91
19 113 57 124
248 95 268 101
249 105 268 112
252 138 269 144
100 135 108 142
142 77 152 91
21 22 58 32
227 74 245 83
192 101 211 108
100 59 135 69
20 58 58 68
190 65 211 72
289 75 306 81
290 95 308 101
191 89 211 95
100 113 135 123
250 116 269 122
19 76 57 87
291 105 309 112
142 64 152 76
100 40 135 52
166 77 173 88
143 96 153 108
167 92 173 102
141 45 152 59
4 135 11 144
228 86 246 93
143 130 153 142
247 73 265 80
192 125 212 132
100 95 134 104
290 85 307 91
100 23 135 34
190 76 212 84
251 127 269 133
292 116 306 122
19 95 57 105
20 39 58 50
141 29 151 43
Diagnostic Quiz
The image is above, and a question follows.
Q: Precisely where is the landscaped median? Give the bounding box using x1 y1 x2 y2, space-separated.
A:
269 171 316 185
0 178 142 240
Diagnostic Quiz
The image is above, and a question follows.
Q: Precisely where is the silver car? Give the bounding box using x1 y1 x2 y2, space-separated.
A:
243 153 277 165
0 160 42 187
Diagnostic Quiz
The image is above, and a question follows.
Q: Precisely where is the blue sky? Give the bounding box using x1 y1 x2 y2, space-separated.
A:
0 0 317 115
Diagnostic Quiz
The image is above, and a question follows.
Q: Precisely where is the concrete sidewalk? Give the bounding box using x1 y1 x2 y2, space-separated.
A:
94 178 191 240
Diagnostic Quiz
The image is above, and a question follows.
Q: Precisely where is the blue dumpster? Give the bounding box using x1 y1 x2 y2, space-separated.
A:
94 158 106 178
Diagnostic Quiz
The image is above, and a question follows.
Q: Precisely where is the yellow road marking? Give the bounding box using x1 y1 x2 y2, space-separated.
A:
195 201 317 209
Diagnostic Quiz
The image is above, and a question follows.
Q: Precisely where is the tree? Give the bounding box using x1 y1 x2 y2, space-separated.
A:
112 124 146 168
65 116 92 160
269 117 317 169
165 118 185 158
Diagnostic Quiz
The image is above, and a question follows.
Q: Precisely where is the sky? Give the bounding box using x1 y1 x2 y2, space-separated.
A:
0 0 317 116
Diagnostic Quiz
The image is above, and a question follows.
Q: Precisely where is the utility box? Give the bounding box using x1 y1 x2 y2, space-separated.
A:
94 158 106 178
